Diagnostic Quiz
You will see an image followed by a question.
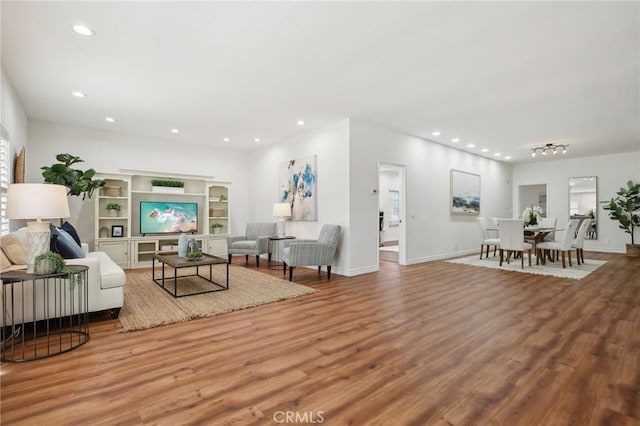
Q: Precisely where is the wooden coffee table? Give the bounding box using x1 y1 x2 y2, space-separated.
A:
152 252 229 298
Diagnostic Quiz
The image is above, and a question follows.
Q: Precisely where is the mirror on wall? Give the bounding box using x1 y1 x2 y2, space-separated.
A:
569 176 597 239
518 184 547 218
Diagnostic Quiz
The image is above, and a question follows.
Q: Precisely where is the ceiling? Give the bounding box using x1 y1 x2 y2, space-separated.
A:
2 1 639 163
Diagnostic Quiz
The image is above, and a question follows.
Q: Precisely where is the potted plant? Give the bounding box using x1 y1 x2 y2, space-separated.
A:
106 203 122 217
150 179 185 194
211 223 224 234
601 180 640 256
41 153 105 200
34 251 85 288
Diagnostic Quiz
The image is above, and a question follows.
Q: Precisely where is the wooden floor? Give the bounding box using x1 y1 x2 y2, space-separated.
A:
1 252 639 425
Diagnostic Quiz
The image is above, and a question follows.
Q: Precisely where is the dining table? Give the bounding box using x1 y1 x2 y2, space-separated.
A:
489 226 560 263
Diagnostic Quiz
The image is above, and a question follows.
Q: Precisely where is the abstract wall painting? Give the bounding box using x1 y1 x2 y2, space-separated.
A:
450 169 480 215
280 155 317 221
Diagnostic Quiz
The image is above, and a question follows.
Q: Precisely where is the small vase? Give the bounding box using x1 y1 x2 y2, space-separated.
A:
35 260 55 275
108 209 119 217
178 233 188 257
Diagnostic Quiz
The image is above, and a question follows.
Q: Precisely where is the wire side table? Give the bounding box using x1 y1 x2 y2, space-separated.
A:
1 266 90 362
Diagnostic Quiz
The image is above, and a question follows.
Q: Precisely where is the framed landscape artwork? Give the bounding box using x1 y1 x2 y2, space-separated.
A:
450 169 480 215
279 155 317 221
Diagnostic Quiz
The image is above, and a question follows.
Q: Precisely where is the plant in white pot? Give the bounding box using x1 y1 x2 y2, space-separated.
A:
601 180 640 256
106 202 122 217
211 223 224 234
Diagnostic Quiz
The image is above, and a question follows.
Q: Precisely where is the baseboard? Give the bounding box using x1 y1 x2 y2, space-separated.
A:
405 248 478 265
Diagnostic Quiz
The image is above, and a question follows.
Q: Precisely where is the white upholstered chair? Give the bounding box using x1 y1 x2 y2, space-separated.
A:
537 217 557 241
536 219 580 268
497 219 532 269
227 222 277 267
477 217 500 259
572 218 592 265
282 224 341 281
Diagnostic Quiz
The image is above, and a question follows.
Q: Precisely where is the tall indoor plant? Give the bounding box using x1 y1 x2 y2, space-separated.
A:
601 179 640 256
41 153 104 200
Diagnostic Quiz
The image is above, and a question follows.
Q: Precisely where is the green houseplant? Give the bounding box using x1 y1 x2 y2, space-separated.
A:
211 223 224 234
41 153 105 200
150 179 184 188
601 179 640 256
34 251 85 288
106 203 122 217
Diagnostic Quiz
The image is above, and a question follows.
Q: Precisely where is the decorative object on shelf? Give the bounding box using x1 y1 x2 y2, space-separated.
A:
14 147 25 183
272 202 292 236
99 226 109 238
178 233 188 257
523 205 543 226
210 208 225 217
41 153 105 200
150 179 185 193
279 154 317 221
33 251 84 288
7 184 71 273
106 202 122 217
450 169 480 216
111 225 124 237
219 194 226 201
103 185 121 196
186 251 203 261
601 179 640 256
531 143 568 158
211 223 224 234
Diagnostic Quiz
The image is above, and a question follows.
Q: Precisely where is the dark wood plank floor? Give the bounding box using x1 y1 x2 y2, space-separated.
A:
1 252 639 425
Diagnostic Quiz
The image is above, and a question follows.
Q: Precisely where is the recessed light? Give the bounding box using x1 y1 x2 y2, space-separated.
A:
297 120 305 126
504 156 512 160
466 144 475 148
493 152 502 157
72 91 86 98
254 138 261 143
171 128 179 134
481 148 489 153
72 24 95 37
105 117 115 123
223 138 230 142
451 138 460 143
432 131 441 137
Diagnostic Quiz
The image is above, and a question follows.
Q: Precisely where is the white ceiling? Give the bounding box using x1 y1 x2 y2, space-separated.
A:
2 1 639 163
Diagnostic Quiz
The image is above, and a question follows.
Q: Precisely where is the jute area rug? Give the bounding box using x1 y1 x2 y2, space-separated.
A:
118 265 318 332
446 254 606 280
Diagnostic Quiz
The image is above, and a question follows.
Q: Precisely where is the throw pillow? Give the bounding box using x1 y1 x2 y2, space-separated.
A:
61 221 82 246
50 225 85 259
0 234 27 265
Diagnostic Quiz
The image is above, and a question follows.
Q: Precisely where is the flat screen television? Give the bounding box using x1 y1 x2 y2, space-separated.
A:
140 201 198 235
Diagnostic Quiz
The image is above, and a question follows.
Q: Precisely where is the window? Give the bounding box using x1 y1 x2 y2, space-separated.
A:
1 126 10 236
388 190 400 227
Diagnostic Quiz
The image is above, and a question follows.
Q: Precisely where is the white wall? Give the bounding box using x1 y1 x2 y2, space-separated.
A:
349 119 513 274
513 151 640 253
27 120 251 247
247 119 351 275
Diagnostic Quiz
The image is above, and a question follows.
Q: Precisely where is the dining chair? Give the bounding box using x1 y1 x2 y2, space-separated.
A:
536 219 580 268
497 218 532 269
572 218 592 265
477 217 500 259
537 217 557 241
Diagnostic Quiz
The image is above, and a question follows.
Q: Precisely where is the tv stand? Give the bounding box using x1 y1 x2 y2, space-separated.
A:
94 171 231 269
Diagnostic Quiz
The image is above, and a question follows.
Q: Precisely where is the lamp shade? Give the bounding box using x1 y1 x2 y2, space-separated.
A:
272 202 291 217
7 184 70 220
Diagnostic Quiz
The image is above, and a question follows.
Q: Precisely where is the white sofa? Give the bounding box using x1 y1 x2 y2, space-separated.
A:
1 228 126 321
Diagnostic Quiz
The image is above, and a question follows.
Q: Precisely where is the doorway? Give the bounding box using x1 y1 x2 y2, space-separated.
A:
378 163 405 264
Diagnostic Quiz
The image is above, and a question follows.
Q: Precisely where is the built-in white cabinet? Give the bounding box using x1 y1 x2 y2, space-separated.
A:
94 171 230 268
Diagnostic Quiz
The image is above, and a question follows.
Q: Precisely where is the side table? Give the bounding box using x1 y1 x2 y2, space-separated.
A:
1 266 90 362
268 236 295 269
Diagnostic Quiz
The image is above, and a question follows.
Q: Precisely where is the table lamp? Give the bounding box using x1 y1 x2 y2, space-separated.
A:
272 202 292 236
7 184 70 273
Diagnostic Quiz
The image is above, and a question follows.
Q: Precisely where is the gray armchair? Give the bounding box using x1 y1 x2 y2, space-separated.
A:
282 224 341 281
227 222 277 267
